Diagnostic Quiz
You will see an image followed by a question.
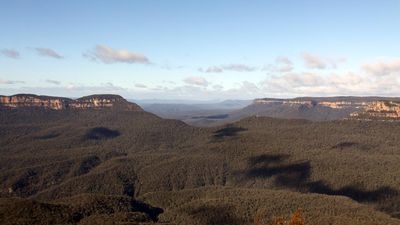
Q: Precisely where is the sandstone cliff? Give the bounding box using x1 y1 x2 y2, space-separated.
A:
0 94 142 111
253 97 400 120
350 101 400 120
254 98 367 109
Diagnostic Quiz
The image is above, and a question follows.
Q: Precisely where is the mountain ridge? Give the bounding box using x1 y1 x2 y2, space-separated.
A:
0 94 142 111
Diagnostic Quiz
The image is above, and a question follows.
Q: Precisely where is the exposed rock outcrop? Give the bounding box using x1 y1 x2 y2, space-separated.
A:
253 97 400 120
0 94 142 111
350 101 400 120
254 98 366 109
0 94 70 110
318 101 367 109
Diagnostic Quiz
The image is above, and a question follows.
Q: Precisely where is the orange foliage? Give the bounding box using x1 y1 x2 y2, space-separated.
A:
254 209 305 225
273 217 286 225
254 212 263 225
288 209 305 225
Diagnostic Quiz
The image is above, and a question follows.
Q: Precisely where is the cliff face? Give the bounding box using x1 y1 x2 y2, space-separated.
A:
0 95 70 110
350 101 400 120
253 98 400 120
253 99 363 109
318 101 367 109
254 99 316 108
0 94 142 111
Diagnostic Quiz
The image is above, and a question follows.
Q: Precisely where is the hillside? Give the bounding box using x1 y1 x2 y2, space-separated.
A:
142 97 400 127
196 97 400 126
1 94 400 224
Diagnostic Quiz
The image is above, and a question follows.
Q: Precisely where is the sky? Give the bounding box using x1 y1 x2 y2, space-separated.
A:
1 0 400 100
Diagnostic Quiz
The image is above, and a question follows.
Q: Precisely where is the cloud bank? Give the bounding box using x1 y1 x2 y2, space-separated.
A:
362 59 400 76
3 54 400 100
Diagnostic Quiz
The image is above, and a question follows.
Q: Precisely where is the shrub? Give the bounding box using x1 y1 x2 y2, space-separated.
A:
255 209 305 225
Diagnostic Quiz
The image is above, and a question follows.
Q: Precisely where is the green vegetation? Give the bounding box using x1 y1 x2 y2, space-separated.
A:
1 107 400 224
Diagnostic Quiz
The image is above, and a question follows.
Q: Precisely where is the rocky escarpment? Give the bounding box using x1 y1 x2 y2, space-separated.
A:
254 98 367 109
0 94 142 111
350 101 400 120
253 97 400 121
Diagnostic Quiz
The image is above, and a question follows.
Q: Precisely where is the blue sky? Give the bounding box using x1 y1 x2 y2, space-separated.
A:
1 0 400 100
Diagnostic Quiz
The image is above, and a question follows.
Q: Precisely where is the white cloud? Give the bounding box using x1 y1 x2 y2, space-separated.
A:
222 63 256 72
5 53 400 99
149 85 167 91
198 66 224 73
302 53 327 69
134 83 147 88
45 79 61 85
240 81 260 93
212 84 224 91
259 65 400 97
0 79 25 85
64 82 126 94
84 45 150 64
329 72 367 86
362 58 400 76
302 53 345 69
183 76 210 87
264 56 294 73
275 57 294 72
34 48 63 59
1 49 20 59
156 82 262 100
260 72 326 95
199 63 256 73
283 72 325 87
4 67 400 100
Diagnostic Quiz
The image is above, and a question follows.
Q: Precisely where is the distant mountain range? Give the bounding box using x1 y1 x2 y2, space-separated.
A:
138 96 400 126
226 96 400 122
138 99 252 126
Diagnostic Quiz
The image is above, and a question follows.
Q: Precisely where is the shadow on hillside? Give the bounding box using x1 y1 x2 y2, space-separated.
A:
36 132 60 140
213 126 247 139
85 127 120 140
238 153 400 217
332 141 358 149
248 154 289 167
305 181 398 203
132 200 164 222
188 205 245 225
331 141 375 151
74 155 101 176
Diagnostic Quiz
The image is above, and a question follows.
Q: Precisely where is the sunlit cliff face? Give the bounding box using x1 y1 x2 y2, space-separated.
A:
0 95 67 110
351 101 400 119
0 94 142 111
254 99 365 109
254 98 400 120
